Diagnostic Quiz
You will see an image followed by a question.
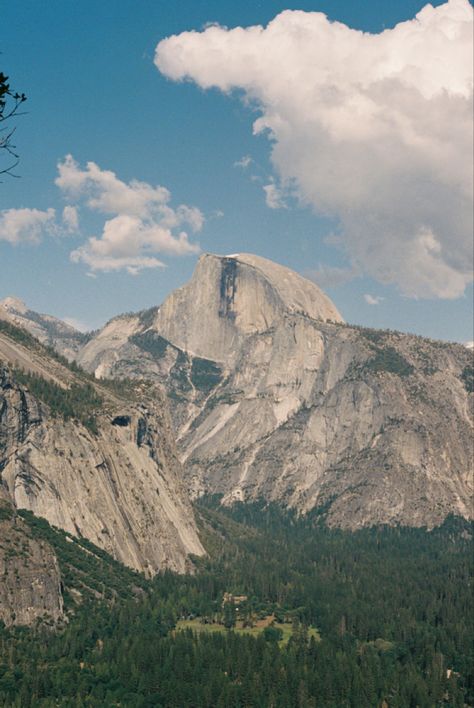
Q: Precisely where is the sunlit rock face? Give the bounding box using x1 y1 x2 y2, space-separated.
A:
152 253 344 364
55 254 474 528
168 315 473 530
0 333 204 577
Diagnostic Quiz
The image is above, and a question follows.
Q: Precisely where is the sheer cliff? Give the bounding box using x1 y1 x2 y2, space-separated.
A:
74 253 473 529
0 325 204 577
0 493 64 627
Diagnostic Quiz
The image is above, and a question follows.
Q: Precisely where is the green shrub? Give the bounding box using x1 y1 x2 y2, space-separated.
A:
190 357 222 392
364 346 414 377
130 331 172 359
263 625 283 642
12 369 102 433
460 364 474 393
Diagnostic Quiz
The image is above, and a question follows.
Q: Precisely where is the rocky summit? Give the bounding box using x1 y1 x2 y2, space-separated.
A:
68 253 473 530
151 253 344 364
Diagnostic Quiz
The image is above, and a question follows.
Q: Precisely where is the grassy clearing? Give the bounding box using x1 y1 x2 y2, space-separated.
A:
175 617 320 647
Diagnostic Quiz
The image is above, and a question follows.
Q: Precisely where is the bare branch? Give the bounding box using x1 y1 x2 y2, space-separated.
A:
0 71 27 178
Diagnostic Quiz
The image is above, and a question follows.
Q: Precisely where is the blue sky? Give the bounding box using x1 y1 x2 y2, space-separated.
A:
1 0 472 342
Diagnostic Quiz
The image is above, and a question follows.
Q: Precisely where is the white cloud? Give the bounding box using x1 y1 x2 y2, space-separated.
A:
263 182 287 209
56 155 202 273
155 0 474 299
0 208 56 244
234 155 253 169
364 293 384 306
56 155 171 218
465 341 474 349
70 214 198 275
62 205 79 232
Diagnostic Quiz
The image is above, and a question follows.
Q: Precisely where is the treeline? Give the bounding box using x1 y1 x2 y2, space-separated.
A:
0 319 74 369
0 502 471 706
1 318 143 406
13 368 102 433
18 510 148 606
0 319 44 351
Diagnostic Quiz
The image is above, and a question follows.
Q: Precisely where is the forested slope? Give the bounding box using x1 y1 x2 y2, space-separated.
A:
0 502 471 707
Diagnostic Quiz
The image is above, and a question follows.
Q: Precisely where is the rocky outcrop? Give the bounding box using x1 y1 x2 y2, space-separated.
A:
0 494 64 627
151 253 343 364
179 322 473 529
0 335 205 576
76 311 153 380
76 253 342 377
74 253 473 530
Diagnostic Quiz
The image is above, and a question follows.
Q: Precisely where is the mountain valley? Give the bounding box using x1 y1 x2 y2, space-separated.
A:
0 253 472 706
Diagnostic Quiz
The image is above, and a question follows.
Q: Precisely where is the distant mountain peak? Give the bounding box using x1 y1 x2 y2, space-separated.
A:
0 296 85 361
153 252 344 362
0 296 28 314
205 251 344 322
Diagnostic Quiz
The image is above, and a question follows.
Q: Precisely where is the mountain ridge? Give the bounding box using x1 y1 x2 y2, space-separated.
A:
0 296 88 361
1 252 472 533
68 253 473 530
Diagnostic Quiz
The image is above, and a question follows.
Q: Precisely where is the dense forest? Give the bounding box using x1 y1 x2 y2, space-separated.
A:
0 501 472 707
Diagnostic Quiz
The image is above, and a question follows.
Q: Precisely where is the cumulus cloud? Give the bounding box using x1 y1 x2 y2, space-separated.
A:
263 182 288 209
56 155 202 273
56 155 171 218
62 205 79 232
0 208 56 244
364 293 384 305
234 155 253 169
155 0 474 299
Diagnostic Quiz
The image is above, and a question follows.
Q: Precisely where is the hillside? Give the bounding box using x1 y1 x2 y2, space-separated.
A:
0 297 87 361
0 494 64 627
0 493 153 627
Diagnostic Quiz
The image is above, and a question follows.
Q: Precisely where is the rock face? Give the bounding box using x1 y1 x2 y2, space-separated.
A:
152 253 343 364
76 310 155 381
76 253 342 375
0 494 64 627
0 333 204 576
0 296 87 361
75 253 473 530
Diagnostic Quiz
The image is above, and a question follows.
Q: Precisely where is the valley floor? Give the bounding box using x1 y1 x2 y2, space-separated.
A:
0 501 472 707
